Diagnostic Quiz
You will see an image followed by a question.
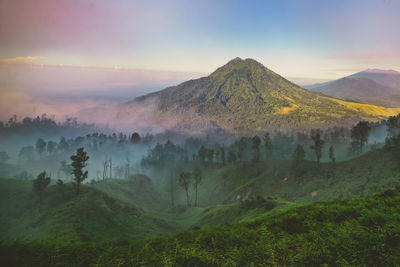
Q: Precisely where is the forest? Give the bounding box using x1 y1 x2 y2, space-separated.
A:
1 114 400 265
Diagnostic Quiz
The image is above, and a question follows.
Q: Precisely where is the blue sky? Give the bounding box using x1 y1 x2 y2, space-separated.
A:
1 0 400 81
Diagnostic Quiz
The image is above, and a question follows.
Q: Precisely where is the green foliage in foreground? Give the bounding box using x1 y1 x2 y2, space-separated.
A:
2 189 400 266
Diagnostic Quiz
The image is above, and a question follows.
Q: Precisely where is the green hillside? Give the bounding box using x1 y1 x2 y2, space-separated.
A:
2 146 400 265
0 175 288 243
172 147 400 207
2 147 399 243
2 188 400 266
0 179 175 242
129 58 400 133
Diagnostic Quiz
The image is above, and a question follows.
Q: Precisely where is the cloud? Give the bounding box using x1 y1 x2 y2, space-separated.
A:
1 56 41 64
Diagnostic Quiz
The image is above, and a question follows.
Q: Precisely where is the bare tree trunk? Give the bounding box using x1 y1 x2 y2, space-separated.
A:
170 174 175 206
102 157 108 180
125 157 130 178
186 189 190 207
109 157 112 179
195 185 198 207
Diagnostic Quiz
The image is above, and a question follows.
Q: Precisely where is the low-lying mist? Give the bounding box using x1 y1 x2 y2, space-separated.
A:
0 63 204 123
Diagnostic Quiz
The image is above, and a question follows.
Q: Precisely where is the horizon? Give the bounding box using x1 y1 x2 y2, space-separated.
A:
1 56 400 122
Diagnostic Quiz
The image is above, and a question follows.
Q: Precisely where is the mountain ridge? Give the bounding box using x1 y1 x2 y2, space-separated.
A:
308 68 400 107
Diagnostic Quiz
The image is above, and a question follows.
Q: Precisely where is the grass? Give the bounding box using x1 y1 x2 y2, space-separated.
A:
1 188 400 266
194 147 400 205
0 179 175 242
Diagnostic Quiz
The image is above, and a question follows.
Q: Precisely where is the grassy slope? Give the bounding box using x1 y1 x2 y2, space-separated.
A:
2 189 400 266
0 175 286 243
196 147 400 206
0 179 175 242
91 174 168 212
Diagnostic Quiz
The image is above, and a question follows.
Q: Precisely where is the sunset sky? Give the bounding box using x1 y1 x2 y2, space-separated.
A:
1 0 400 82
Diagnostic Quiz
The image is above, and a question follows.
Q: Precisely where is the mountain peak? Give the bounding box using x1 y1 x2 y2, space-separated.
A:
211 57 243 74
211 57 267 76
362 69 400 75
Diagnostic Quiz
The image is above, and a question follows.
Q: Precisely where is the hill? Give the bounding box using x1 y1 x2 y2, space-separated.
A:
308 69 400 107
121 58 400 133
196 147 400 206
0 179 175 242
2 187 400 266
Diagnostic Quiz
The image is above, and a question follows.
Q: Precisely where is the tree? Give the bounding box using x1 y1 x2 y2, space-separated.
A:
35 138 46 157
351 121 371 154
58 137 69 152
220 146 226 165
192 168 203 207
60 160 72 180
292 145 306 176
329 146 336 163
252 135 261 162
125 156 130 178
0 151 10 163
179 171 192 207
264 132 273 160
206 149 214 163
130 132 141 144
167 171 178 206
33 171 51 201
236 138 246 162
70 147 89 195
228 149 236 164
47 141 57 155
197 146 207 163
18 146 35 163
386 116 400 139
102 156 110 180
310 132 324 164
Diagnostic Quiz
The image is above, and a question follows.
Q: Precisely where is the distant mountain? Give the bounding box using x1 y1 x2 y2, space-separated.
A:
349 69 400 89
308 69 400 107
79 59 400 134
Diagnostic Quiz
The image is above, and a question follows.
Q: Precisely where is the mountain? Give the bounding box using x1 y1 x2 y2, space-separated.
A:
78 58 400 133
310 77 400 107
349 69 400 89
308 69 400 107
117 58 400 133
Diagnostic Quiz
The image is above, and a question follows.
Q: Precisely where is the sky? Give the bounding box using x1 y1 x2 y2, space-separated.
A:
1 0 400 121
1 0 400 81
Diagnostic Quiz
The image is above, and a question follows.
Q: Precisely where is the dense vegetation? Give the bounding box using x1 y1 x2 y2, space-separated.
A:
1 188 400 266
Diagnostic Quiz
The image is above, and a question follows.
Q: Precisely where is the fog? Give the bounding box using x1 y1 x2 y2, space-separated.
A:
0 63 204 122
